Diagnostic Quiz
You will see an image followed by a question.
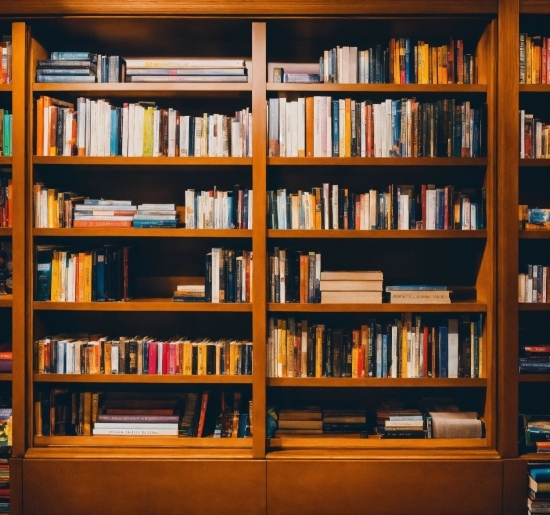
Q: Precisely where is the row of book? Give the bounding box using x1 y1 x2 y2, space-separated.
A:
36 96 252 157
268 184 486 231
0 111 11 157
267 314 483 379
35 335 252 376
0 37 11 85
520 346 550 375
312 37 476 85
35 390 251 438
519 34 550 85
526 465 550 514
267 97 487 158
520 110 550 159
522 416 550 454
35 244 134 302
518 265 550 303
36 52 124 83
0 179 11 228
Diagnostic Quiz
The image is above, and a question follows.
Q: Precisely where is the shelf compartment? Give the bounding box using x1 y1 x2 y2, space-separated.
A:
0 228 12 237
268 434 489 450
520 231 550 239
518 374 550 382
33 228 252 238
34 374 253 384
267 378 486 387
519 159 550 167
267 157 487 166
0 374 12 382
267 84 488 93
518 303 550 311
268 301 487 313
33 156 253 166
33 82 253 95
34 435 252 448
33 299 252 312
268 229 487 239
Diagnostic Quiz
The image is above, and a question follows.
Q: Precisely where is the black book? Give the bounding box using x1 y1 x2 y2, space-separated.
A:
351 102 357 157
342 330 352 377
367 319 376 378
290 250 300 302
232 184 240 229
205 253 212 302
324 328 333 377
338 188 345 229
332 329 342 378
207 344 216 375
189 116 195 156
192 344 198 375
434 100 441 157
126 340 137 374
480 104 488 157
56 107 64 156
307 325 316 377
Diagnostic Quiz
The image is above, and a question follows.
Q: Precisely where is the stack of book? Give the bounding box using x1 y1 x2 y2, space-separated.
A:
322 409 367 434
528 466 550 515
520 208 550 230
0 453 8 514
133 203 178 228
275 407 322 436
0 37 11 85
73 199 137 228
386 285 451 304
320 271 383 304
172 283 206 302
124 57 249 83
93 415 179 436
376 408 426 439
35 52 98 83
268 62 321 83
520 346 550 374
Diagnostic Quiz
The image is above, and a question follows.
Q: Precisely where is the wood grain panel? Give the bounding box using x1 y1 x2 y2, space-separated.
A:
503 459 527 515
0 0 498 16
10 457 22 515
267 460 502 515
24 459 266 515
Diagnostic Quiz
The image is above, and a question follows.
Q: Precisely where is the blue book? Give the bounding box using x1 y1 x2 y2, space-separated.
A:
390 100 400 157
531 469 550 482
385 285 447 291
376 324 382 377
382 333 388 378
405 38 411 83
439 325 448 378
227 196 233 228
378 193 384 229
369 47 375 85
237 413 249 438
133 220 178 228
50 51 94 60
36 246 54 301
332 100 339 157
110 108 117 156
437 189 444 229
36 75 96 83
243 190 248 229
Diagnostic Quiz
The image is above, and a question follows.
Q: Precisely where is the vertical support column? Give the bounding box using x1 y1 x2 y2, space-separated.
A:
497 0 520 458
251 21 267 459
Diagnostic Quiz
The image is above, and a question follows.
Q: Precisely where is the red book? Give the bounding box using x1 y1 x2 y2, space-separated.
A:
423 326 429 378
162 342 169 374
196 391 209 438
72 220 132 228
543 37 548 85
0 352 12 360
148 342 157 374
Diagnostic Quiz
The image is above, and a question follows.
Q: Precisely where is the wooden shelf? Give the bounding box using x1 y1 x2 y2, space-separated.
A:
518 374 550 382
519 84 550 92
519 159 550 167
267 83 488 93
0 295 12 308
268 301 486 313
0 85 12 93
34 373 253 384
0 157 12 166
267 157 487 166
0 374 12 382
519 453 550 461
268 434 489 450
0 228 11 237
33 82 252 95
33 228 252 238
34 435 252 448
267 377 486 387
33 299 252 312
518 303 550 311
519 231 550 239
33 156 253 166
268 229 487 239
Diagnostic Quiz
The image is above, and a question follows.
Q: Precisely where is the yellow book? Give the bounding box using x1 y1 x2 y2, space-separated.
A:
280 322 287 377
286 329 294 378
430 46 437 85
351 329 359 378
315 325 324 378
345 98 351 158
394 38 400 84
441 45 448 84
423 44 430 85
526 36 532 84
50 250 59 301
47 189 56 228
229 342 236 375
37 340 45 373
215 344 221 375
401 326 408 378
183 342 192 375
310 193 315 230
315 188 321 230
143 106 153 156
84 252 92 302
104 342 112 374
361 325 368 378
83 392 92 435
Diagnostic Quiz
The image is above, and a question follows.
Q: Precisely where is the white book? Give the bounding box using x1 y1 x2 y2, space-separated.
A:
278 97 286 157
332 184 339 229
153 109 160 157
448 319 459 378
137 106 145 157
349 47 358 83
297 98 305 157
323 183 330 230
85 98 91 156
385 99 392 157
342 46 350 83
93 423 179 430
518 274 526 302
77 98 86 155
89 101 97 156
127 103 135 157
248 190 253 229
319 96 327 157
326 96 332 158
427 189 436 230
314 96 322 157
194 117 203 157
231 119 241 157
104 101 111 157
286 102 293 158
211 248 221 303
92 428 178 436
121 104 129 156
180 116 189 157
373 103 380 156
369 189 377 229
337 46 343 83
391 325 398 378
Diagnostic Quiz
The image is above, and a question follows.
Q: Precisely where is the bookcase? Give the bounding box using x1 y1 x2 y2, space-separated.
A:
0 1 539 513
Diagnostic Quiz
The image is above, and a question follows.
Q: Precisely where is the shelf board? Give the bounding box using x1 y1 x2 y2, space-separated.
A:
33 299 252 312
0 157 12 166
268 229 487 239
520 231 550 239
518 303 550 311
33 228 252 238
0 295 12 308
0 85 12 93
268 301 486 313
34 374 252 384
520 453 550 461
519 84 550 93
267 84 487 93
0 374 12 382
267 377 486 387
0 228 11 237
519 159 550 167
33 82 252 95
34 435 252 448
518 374 550 382
268 434 489 450
33 156 253 166
267 157 487 166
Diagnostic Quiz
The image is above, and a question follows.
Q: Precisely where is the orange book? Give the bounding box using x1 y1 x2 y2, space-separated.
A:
299 254 307 303
36 96 44 156
314 187 321 230
431 47 437 85
361 325 368 377
345 98 351 157
305 97 314 157
78 252 86 302
72 220 133 227
393 38 400 84
351 329 359 378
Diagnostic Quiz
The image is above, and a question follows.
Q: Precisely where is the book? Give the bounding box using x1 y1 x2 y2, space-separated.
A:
92 427 178 435
321 291 382 303
320 271 383 281
277 420 323 429
320 280 383 291
389 291 451 303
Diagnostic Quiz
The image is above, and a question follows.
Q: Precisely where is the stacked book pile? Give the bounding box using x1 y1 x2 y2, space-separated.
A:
73 199 136 228
322 409 367 434
528 466 550 515
386 285 450 304
275 407 322 436
522 415 550 454
172 283 206 302
320 270 383 303
124 57 249 83
36 52 98 83
0 453 8 514
520 346 550 374
376 408 426 439
133 203 178 228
